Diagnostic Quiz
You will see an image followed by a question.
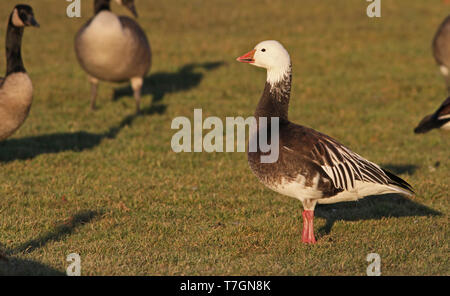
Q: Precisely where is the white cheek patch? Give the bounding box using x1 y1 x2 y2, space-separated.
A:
438 114 450 120
440 65 449 76
12 8 25 27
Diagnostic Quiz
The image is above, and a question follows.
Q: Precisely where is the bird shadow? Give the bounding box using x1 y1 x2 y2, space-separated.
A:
0 108 144 163
0 257 65 276
381 164 419 175
314 195 441 239
112 61 225 107
0 210 101 275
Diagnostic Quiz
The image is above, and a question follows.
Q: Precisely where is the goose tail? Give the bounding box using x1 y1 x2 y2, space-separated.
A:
382 169 415 197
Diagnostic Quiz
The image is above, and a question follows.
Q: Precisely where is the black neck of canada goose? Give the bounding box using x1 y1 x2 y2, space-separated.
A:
255 65 292 121
94 0 111 15
5 13 26 76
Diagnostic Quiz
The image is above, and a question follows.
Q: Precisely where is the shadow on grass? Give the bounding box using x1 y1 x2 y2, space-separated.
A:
382 164 419 175
0 257 65 276
0 104 167 163
315 195 441 239
7 210 101 255
0 116 130 163
0 61 224 163
0 210 101 275
113 61 225 108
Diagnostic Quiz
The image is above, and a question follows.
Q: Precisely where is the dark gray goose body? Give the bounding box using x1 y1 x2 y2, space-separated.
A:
75 0 151 111
0 5 39 142
238 40 414 244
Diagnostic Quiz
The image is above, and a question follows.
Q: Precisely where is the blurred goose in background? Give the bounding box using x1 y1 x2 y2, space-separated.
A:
433 15 450 93
75 0 151 112
0 5 39 142
237 40 414 244
414 15 450 133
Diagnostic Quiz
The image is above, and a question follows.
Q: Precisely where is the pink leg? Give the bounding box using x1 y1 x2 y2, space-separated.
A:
302 211 308 242
302 210 316 244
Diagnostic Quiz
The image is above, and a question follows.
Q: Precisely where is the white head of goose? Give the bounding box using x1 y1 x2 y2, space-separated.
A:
0 5 39 142
75 0 151 112
237 40 414 244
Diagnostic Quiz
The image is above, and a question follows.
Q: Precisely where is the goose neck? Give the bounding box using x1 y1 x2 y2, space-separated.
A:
5 17 25 76
255 65 292 121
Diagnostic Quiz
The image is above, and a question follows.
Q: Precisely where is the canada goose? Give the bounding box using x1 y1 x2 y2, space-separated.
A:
237 41 414 244
0 5 39 142
75 0 151 112
433 15 450 93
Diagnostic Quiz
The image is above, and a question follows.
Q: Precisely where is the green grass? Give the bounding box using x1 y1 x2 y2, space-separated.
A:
0 0 448 275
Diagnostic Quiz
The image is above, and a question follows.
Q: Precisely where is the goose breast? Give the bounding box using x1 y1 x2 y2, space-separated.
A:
75 11 151 82
0 73 33 141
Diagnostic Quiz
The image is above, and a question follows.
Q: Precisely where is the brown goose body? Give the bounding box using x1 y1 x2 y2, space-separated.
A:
248 77 413 207
0 73 33 141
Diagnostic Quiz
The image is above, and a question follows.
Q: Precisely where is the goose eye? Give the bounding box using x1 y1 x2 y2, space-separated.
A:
261 49 266 52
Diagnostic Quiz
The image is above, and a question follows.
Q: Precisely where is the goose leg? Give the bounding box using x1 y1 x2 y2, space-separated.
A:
301 199 317 244
302 210 316 244
131 77 143 114
89 76 99 111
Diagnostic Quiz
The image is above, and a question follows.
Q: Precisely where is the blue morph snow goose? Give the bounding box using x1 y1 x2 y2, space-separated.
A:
75 0 151 112
237 40 414 244
0 5 39 142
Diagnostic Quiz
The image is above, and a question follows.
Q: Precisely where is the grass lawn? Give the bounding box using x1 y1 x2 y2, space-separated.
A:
0 0 448 275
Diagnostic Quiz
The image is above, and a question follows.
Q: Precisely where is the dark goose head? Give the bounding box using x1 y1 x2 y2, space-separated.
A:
10 5 40 28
